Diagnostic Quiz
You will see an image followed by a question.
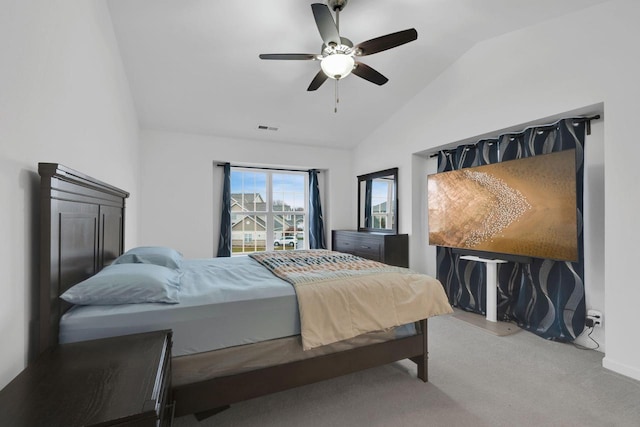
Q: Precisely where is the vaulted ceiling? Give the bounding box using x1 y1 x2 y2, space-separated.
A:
107 0 608 149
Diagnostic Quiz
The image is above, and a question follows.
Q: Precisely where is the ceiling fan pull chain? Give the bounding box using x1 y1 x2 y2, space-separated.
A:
335 79 339 113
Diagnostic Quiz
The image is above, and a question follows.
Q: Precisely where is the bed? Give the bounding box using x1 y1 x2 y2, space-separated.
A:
38 163 452 419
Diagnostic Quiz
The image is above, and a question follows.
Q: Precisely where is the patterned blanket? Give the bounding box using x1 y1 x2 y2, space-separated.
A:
249 250 406 285
250 250 452 350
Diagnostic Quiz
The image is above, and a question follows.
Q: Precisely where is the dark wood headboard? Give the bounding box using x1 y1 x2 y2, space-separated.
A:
38 163 129 354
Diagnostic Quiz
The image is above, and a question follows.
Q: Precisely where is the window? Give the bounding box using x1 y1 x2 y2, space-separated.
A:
230 168 308 255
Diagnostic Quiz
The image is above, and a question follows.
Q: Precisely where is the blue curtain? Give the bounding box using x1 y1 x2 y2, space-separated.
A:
436 145 487 314
436 118 586 341
216 163 231 257
308 169 327 249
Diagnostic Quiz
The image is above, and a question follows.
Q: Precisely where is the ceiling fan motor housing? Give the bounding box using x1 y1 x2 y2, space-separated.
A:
328 0 348 12
322 38 353 55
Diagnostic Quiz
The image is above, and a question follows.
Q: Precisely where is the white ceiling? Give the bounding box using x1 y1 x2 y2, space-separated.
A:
107 0 608 149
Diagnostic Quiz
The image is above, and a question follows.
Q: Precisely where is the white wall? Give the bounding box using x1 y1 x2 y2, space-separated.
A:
582 120 605 350
138 130 353 259
0 0 140 389
354 0 640 380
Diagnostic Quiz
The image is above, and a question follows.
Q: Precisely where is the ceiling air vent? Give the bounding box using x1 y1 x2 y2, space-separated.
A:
257 125 278 131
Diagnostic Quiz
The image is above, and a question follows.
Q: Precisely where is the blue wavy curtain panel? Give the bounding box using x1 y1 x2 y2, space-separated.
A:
436 118 586 341
308 169 327 249
217 162 232 257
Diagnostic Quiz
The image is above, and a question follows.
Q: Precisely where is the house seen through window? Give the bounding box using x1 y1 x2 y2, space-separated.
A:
231 168 307 254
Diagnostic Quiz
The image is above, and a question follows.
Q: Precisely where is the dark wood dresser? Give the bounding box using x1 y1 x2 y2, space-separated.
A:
0 330 173 427
332 230 409 267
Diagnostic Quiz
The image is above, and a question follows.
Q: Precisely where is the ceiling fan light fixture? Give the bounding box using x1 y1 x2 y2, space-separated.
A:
320 53 354 79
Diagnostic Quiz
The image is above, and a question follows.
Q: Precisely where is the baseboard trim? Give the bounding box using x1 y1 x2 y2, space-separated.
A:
602 356 640 382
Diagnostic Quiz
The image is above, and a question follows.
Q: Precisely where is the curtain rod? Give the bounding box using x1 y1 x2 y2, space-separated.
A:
216 163 318 173
429 115 601 158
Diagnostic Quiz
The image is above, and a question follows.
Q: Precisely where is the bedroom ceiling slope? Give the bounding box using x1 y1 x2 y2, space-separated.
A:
107 0 608 149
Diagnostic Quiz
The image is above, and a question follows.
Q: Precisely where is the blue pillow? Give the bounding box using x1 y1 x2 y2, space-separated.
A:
112 246 183 270
61 263 181 305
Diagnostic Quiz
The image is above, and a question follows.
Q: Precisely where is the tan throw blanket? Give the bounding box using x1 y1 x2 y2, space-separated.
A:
249 250 453 350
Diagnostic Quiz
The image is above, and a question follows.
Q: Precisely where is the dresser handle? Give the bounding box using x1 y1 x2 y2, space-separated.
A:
360 245 370 249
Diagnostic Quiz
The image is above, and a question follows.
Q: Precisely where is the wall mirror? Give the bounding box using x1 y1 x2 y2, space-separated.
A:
358 167 398 233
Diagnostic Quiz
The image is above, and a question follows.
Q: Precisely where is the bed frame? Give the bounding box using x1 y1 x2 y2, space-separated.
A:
38 163 430 418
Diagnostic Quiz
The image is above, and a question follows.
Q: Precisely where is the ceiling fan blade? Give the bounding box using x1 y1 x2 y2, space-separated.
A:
259 54 317 60
352 62 389 86
355 28 418 56
311 3 340 46
307 70 329 91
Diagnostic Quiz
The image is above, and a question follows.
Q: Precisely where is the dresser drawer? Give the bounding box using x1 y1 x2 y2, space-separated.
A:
335 234 380 258
334 236 380 256
352 240 382 261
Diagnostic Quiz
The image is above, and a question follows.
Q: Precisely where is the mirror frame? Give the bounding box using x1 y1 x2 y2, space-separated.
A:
357 167 398 234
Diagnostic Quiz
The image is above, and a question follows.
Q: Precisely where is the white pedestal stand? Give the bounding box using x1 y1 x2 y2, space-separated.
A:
460 256 507 323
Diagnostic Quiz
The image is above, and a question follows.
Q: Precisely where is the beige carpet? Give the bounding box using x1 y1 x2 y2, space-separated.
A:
173 314 640 427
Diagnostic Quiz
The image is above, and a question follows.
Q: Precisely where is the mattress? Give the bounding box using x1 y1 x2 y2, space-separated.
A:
59 256 300 356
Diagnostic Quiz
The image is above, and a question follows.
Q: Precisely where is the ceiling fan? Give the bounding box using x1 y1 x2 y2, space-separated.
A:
259 0 418 94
